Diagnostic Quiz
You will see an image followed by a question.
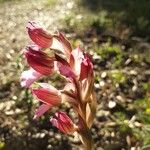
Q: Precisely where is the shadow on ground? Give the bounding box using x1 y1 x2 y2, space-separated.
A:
81 0 150 37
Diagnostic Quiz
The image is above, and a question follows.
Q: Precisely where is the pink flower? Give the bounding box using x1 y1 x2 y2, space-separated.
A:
50 112 76 134
21 22 97 149
25 45 55 75
32 83 61 119
20 68 42 88
27 22 53 48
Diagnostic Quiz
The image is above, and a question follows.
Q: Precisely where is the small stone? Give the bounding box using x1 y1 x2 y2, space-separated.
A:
108 101 116 109
131 147 136 150
130 70 137 75
116 95 124 102
132 85 137 91
40 133 45 138
94 83 100 88
99 81 105 87
55 134 61 140
101 72 107 78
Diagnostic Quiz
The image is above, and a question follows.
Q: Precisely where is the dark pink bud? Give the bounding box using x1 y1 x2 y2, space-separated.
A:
25 45 55 75
50 112 75 134
80 54 93 80
27 22 53 48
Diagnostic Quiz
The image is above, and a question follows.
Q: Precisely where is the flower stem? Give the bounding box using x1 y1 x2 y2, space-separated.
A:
80 127 94 150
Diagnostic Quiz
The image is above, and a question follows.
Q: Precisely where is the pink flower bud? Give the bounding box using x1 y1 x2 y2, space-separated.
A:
80 54 93 80
25 45 55 75
50 112 75 134
27 22 53 48
20 68 42 88
32 83 61 106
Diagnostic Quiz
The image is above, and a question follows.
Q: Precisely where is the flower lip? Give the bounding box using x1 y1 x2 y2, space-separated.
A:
20 68 42 88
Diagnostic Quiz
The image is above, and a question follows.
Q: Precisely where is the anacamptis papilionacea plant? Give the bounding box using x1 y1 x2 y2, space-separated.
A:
21 22 97 150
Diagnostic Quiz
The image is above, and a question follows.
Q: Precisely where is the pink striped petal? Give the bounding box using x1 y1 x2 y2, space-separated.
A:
25 46 55 75
32 86 61 106
34 104 51 119
27 22 53 48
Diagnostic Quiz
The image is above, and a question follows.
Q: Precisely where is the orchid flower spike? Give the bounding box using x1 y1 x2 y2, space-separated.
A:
21 22 97 150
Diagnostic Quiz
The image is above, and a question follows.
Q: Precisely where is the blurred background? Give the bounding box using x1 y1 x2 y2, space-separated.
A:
0 0 150 149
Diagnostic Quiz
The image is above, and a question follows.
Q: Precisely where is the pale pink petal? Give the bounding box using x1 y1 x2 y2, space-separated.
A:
38 83 60 94
21 68 42 88
34 104 51 119
64 83 76 93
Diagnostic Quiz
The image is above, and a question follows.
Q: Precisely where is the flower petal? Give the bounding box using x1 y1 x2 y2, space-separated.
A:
38 83 59 94
32 86 61 105
21 68 42 88
53 32 72 59
34 104 52 119
27 21 53 48
70 46 84 77
55 54 75 80
25 46 55 75
61 83 77 104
